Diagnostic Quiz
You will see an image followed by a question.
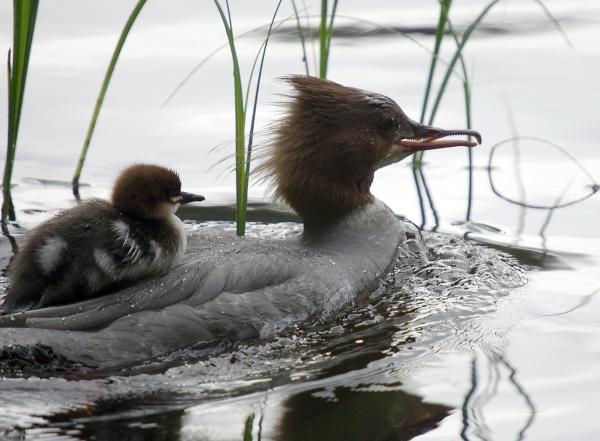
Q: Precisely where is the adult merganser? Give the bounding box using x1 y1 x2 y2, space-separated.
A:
0 164 205 312
0 76 480 369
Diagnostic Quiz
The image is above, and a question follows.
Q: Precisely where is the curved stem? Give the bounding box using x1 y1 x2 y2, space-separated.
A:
72 0 147 200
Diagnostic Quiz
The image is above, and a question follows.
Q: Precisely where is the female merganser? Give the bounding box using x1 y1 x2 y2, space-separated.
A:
0 76 480 369
0 164 205 312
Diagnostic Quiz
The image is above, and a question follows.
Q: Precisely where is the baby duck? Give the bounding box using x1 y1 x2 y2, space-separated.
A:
0 164 204 313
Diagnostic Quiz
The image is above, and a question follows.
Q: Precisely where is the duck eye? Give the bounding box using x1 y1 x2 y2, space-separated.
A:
381 115 397 132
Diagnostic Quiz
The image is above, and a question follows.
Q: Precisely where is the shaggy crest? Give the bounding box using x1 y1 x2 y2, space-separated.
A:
254 75 413 231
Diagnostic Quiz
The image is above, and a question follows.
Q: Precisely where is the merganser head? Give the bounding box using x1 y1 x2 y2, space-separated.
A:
111 164 205 219
260 75 481 231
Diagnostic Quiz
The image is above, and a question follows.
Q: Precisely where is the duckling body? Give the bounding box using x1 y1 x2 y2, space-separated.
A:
0 164 203 312
0 76 480 368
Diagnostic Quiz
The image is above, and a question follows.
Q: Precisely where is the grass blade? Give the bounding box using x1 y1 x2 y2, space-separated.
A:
2 0 39 225
72 0 147 200
426 0 501 127
243 7 292 115
245 0 284 185
423 0 570 134
419 0 452 124
318 0 339 78
319 0 328 78
531 0 573 48
290 0 310 75
447 19 474 221
162 11 304 109
214 0 247 236
413 0 452 225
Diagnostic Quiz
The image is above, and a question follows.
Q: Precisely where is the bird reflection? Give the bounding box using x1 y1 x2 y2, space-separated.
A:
276 386 450 441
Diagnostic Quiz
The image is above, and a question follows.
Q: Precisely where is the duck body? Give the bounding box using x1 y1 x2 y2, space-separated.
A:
1 199 186 312
0 76 480 370
0 199 414 368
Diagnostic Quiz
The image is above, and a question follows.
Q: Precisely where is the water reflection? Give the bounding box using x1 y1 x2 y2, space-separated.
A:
51 407 184 441
460 353 536 441
276 387 450 441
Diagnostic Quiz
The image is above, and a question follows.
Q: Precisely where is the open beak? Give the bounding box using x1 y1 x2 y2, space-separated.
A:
401 120 482 151
378 120 482 169
180 192 205 204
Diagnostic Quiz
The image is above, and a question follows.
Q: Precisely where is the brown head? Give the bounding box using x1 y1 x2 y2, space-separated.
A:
111 164 205 219
259 75 481 232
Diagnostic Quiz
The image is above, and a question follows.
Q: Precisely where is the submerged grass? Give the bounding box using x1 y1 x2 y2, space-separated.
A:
71 0 147 200
2 0 39 226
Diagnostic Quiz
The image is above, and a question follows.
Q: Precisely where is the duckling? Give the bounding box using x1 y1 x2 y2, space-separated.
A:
0 164 204 312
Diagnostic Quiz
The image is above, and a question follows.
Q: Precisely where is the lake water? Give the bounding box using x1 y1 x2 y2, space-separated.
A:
0 0 599 440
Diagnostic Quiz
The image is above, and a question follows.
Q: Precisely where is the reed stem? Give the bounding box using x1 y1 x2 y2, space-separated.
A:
2 0 39 225
72 0 147 200
318 0 338 78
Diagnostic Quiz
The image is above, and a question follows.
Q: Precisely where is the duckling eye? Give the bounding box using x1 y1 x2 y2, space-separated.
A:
381 115 398 132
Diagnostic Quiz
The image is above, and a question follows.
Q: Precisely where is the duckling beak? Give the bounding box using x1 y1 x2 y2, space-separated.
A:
180 192 205 204
377 120 482 169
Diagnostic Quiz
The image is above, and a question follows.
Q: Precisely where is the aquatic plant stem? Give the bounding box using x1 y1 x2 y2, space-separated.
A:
214 1 283 236
412 167 427 229
427 0 501 127
290 0 310 75
2 0 39 225
419 0 452 125
319 1 328 78
319 0 339 78
214 0 247 236
413 0 452 176
422 0 570 132
72 0 147 200
412 0 451 226
245 1 283 182
163 11 302 110
447 19 474 221
3 50 15 223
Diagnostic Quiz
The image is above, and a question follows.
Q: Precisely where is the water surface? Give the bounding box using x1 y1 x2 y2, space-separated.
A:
1 0 599 440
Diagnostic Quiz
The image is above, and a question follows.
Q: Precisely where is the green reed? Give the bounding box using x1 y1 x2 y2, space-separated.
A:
2 0 39 226
413 0 567 226
214 0 282 236
318 0 339 78
290 0 310 75
446 19 475 221
71 0 147 200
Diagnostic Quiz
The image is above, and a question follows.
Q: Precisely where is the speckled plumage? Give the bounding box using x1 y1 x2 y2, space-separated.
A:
1 164 202 312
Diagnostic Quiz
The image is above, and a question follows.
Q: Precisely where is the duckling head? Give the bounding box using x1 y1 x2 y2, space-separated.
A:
260 75 481 231
112 164 204 220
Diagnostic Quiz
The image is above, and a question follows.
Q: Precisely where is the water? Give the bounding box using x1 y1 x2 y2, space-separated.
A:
1 0 599 439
